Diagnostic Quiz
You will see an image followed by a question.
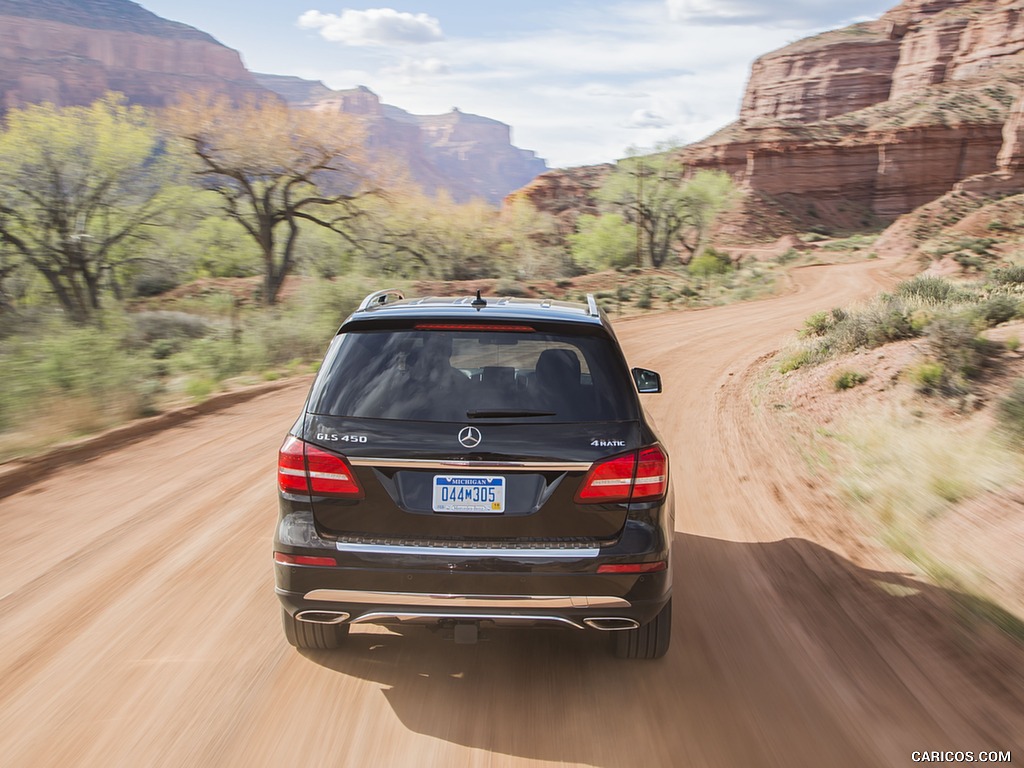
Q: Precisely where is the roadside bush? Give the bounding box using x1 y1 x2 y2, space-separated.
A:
0 315 154 435
779 347 819 373
925 314 984 393
689 249 732 278
996 379 1024 448
992 265 1024 285
495 279 528 298
802 311 833 337
131 311 212 344
979 294 1019 326
635 282 653 309
908 361 945 393
833 370 868 390
896 276 959 304
131 268 181 298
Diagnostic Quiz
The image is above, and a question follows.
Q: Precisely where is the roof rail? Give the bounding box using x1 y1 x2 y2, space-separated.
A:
358 288 405 311
586 293 599 317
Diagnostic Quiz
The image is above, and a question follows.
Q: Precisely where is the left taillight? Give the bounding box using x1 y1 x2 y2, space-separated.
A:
277 436 364 499
575 444 668 504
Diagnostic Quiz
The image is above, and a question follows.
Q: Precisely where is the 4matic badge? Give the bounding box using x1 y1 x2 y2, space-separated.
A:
591 439 626 447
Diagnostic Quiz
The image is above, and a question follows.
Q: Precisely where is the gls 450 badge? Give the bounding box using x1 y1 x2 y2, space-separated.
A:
591 439 626 447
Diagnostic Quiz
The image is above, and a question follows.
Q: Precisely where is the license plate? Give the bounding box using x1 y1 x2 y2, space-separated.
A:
432 475 505 513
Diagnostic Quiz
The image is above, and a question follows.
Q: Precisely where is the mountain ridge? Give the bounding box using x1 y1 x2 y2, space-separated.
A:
0 0 216 42
0 0 547 204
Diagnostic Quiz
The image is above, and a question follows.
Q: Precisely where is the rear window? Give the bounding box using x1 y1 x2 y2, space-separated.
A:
308 328 638 422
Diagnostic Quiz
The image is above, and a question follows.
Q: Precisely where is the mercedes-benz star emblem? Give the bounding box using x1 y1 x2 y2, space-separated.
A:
458 426 482 448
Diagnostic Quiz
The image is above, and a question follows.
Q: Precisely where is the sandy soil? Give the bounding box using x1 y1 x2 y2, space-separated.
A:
0 252 1021 767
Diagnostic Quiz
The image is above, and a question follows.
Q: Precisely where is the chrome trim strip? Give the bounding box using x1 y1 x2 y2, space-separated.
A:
347 457 591 472
334 542 601 558
295 610 351 625
304 589 630 609
350 612 586 629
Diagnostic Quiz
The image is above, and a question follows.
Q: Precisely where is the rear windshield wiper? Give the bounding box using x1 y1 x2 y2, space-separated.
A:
466 409 556 418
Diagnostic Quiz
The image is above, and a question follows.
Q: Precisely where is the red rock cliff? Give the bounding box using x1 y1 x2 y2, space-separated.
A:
0 4 265 109
519 0 1024 239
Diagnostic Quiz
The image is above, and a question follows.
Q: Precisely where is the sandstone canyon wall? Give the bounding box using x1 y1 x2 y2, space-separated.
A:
517 0 1024 239
0 0 264 109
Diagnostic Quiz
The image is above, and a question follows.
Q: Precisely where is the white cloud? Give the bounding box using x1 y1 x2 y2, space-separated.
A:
299 8 443 46
665 0 891 28
299 1 893 167
382 57 451 82
626 109 670 128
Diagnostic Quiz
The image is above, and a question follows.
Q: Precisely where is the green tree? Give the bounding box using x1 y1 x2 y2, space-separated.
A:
0 94 179 322
569 213 635 271
498 198 570 279
350 189 505 280
165 93 372 306
598 145 733 268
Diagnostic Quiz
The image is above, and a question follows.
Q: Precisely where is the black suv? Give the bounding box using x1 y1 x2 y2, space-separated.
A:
274 289 673 658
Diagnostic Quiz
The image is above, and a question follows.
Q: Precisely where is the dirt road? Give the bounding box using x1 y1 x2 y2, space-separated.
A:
1 255 1021 767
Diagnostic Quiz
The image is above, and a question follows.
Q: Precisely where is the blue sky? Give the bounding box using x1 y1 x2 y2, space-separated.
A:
138 1 894 168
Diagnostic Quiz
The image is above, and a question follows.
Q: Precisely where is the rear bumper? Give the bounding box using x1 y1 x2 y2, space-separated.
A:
274 549 671 630
276 581 670 630
274 509 672 630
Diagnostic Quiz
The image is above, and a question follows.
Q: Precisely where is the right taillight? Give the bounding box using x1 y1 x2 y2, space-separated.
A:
277 436 364 498
575 444 668 504
632 445 668 501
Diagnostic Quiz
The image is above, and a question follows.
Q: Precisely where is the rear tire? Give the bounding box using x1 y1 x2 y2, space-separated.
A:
281 608 350 650
612 598 671 659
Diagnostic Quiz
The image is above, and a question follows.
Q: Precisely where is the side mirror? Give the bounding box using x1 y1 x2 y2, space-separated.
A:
632 367 662 394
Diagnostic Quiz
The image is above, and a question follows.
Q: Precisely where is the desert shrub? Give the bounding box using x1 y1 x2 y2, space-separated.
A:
131 268 181 298
778 347 819 373
833 370 868 390
689 249 732 278
495 279 528 297
896 276 959 304
861 300 916 346
931 236 997 259
925 314 983 393
1007 335 1021 352
992 265 1024 285
997 379 1024 448
775 247 799 264
909 308 935 333
802 311 833 337
635 281 653 310
0 315 154 434
792 295 919 365
979 294 1019 326
131 311 212 343
908 361 945 393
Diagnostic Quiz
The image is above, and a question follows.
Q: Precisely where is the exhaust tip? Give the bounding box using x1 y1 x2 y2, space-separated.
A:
296 610 350 625
584 617 640 631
